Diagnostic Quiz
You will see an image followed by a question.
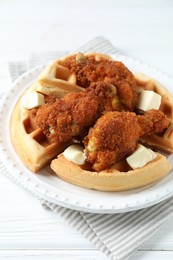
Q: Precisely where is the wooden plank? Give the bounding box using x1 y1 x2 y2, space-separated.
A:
0 1 173 259
0 249 173 260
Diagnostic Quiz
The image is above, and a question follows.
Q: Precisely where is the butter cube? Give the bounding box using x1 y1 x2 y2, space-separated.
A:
21 92 45 109
136 90 161 111
126 144 157 169
63 145 86 165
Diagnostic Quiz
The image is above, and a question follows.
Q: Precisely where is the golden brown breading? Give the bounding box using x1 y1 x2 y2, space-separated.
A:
137 109 169 136
84 111 141 172
84 110 169 172
60 54 138 110
36 82 122 143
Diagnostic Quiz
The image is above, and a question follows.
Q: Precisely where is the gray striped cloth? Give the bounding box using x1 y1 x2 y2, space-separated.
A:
4 36 173 260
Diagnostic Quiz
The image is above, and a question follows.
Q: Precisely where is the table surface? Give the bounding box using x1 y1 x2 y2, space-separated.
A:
0 0 173 259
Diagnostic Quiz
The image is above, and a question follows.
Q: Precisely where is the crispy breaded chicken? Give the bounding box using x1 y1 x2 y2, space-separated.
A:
36 82 122 143
84 110 169 171
60 53 138 110
137 109 169 136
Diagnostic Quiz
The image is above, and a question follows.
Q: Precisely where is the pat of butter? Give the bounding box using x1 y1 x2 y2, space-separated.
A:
136 90 161 111
126 144 157 169
63 145 86 165
21 92 45 109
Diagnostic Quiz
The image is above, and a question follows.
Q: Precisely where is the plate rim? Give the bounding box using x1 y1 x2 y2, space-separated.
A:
0 54 173 214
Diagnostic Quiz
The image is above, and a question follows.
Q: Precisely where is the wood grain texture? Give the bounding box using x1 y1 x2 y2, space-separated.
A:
0 0 173 77
0 0 173 259
0 250 173 260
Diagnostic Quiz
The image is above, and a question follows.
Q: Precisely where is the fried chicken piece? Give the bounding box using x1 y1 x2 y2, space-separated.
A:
84 110 169 171
60 54 138 110
137 109 169 136
36 82 121 143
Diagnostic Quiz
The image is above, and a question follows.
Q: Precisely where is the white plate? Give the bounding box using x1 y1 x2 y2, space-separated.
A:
0 53 173 214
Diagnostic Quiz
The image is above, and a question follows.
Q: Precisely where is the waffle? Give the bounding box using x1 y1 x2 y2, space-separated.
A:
10 83 72 172
135 72 173 153
50 153 171 191
37 60 84 97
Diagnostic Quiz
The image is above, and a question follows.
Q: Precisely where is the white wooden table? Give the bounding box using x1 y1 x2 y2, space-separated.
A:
0 1 173 259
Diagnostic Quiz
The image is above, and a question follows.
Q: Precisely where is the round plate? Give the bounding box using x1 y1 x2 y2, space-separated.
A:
0 54 173 214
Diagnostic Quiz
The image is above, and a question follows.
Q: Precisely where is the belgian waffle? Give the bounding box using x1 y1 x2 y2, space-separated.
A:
10 83 72 172
37 60 83 97
51 153 171 191
135 72 173 153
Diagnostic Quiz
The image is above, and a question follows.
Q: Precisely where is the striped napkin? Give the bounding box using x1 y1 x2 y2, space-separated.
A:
3 36 173 260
